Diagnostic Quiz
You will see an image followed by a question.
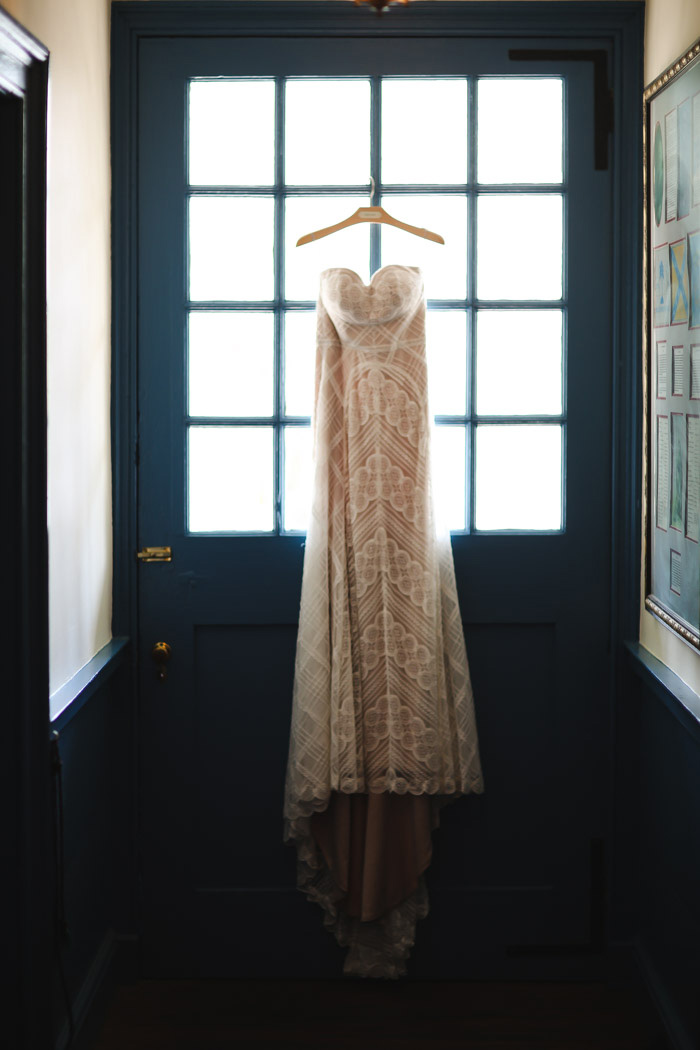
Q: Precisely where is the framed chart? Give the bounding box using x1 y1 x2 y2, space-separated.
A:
645 37 700 651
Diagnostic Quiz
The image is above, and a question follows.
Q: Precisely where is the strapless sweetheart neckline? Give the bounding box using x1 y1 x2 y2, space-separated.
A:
320 264 421 289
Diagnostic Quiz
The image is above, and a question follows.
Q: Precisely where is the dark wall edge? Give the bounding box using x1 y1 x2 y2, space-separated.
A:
0 6 52 1048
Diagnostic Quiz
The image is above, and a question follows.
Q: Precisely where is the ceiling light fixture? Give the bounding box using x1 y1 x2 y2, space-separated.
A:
354 0 410 13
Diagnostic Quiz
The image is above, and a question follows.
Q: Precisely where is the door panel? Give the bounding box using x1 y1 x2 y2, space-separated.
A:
194 624 298 888
137 33 612 977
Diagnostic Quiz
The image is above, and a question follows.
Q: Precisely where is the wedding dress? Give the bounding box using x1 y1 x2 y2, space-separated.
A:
284 264 483 977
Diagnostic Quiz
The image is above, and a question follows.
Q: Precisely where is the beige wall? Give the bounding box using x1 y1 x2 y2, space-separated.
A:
4 0 113 711
641 0 700 694
645 0 700 86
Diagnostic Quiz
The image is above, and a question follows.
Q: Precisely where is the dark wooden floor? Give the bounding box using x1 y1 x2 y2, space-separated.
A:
93 979 671 1049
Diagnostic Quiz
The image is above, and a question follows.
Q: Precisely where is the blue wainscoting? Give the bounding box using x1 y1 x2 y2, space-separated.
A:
614 646 700 1050
50 643 137 1050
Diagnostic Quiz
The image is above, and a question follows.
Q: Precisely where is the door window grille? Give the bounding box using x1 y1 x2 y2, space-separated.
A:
186 75 565 534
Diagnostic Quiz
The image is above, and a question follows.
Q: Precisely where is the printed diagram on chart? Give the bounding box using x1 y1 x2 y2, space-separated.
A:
653 120 664 227
670 238 689 325
654 245 671 327
688 229 700 328
670 413 685 533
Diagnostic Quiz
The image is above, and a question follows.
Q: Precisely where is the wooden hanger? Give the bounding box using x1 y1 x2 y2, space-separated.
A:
296 178 444 247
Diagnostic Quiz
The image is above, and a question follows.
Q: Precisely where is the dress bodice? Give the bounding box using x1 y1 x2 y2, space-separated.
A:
319 265 424 335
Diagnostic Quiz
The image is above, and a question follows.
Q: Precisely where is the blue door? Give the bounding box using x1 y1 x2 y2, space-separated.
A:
134 26 614 977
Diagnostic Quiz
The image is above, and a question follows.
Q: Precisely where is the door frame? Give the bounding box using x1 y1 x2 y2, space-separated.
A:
111 0 644 964
0 7 51 1047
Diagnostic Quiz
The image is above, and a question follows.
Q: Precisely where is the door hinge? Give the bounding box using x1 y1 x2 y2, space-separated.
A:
136 546 172 562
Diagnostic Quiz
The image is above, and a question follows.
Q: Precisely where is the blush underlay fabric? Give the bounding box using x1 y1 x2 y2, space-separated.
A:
310 792 434 923
284 265 484 977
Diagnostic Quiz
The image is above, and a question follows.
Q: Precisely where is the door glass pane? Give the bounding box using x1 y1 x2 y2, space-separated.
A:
189 80 275 187
189 196 275 301
432 425 466 531
475 424 562 530
285 195 370 300
189 312 274 417
477 194 563 301
382 79 468 185
189 426 273 532
476 310 563 415
284 425 313 531
381 195 468 300
426 310 467 416
478 78 563 185
285 312 316 417
285 79 370 186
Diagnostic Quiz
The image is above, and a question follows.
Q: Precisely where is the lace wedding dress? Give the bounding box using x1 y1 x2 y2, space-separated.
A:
284 265 483 977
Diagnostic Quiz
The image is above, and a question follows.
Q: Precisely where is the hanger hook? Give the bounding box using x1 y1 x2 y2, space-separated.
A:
369 175 376 207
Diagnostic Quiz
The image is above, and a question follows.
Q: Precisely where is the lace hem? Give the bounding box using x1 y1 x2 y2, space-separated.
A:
284 794 456 978
284 768 484 813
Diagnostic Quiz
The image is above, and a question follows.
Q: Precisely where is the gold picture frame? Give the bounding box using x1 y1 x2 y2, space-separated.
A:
643 38 700 652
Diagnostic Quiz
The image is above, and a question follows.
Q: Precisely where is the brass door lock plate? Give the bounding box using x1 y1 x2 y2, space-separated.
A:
137 546 172 562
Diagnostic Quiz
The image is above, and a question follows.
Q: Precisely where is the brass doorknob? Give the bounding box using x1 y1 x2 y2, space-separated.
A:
151 641 172 682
